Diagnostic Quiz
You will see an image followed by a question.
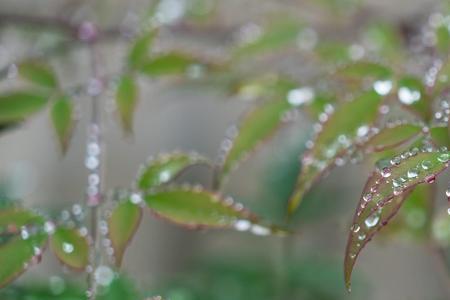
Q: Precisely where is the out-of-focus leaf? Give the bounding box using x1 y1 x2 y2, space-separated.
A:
218 97 299 186
334 61 392 84
234 20 301 57
436 25 450 56
128 30 157 69
18 61 57 89
49 227 89 271
288 91 383 214
137 152 211 190
97 275 140 300
432 211 450 247
344 149 450 290
379 184 433 240
51 96 74 154
315 41 350 64
430 125 450 148
0 208 48 288
433 59 450 98
139 53 199 76
145 186 279 234
362 23 403 60
361 123 423 153
396 76 430 121
116 74 137 134
0 92 48 123
108 199 142 267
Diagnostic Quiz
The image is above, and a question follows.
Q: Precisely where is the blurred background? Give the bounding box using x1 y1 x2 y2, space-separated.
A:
0 0 449 299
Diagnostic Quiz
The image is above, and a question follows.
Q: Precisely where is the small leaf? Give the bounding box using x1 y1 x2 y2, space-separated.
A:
0 92 48 123
145 186 278 234
0 208 48 288
137 152 211 190
288 91 383 214
49 227 89 271
116 74 138 134
234 20 301 57
344 149 450 290
397 76 430 121
51 96 74 154
218 97 298 186
361 123 423 153
18 60 57 89
128 30 157 69
139 53 198 76
108 199 142 267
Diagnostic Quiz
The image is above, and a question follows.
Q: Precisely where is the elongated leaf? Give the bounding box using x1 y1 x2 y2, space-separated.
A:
361 123 423 153
334 62 392 83
0 92 48 123
18 61 57 89
434 60 450 98
50 227 89 271
0 208 48 288
116 74 137 134
128 31 157 69
145 186 278 234
139 53 198 76
51 96 74 154
234 20 301 57
218 97 298 186
108 199 142 267
288 91 383 214
344 149 450 290
436 25 450 56
137 152 210 190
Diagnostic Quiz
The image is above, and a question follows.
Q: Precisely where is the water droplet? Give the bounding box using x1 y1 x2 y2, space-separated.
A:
44 221 55 235
373 80 393 96
358 233 366 241
62 242 74 254
352 224 361 233
365 214 380 228
250 224 271 236
287 87 315 106
130 193 143 204
363 193 372 202
398 87 421 105
381 167 391 178
421 160 432 170
234 220 252 231
85 156 99 170
425 175 436 184
159 170 171 182
356 125 369 137
437 153 450 163
445 188 450 198
407 168 419 179
21 227 29 240
94 265 115 286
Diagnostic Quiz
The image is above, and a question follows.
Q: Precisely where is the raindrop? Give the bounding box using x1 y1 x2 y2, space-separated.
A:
94 265 115 286
365 214 380 228
234 220 252 231
358 233 366 241
373 80 393 96
287 87 315 106
381 167 391 178
44 221 55 235
445 188 450 199
421 160 433 170
130 193 143 205
250 224 270 236
159 170 171 182
352 224 361 233
437 153 450 163
398 87 421 105
21 227 29 240
407 168 419 179
62 242 74 254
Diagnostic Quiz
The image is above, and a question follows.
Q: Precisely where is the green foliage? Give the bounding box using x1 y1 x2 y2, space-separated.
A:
116 75 138 134
18 61 58 89
0 92 48 123
49 227 89 271
51 97 74 153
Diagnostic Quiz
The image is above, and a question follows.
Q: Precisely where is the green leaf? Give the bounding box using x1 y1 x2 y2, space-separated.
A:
0 208 48 288
218 97 298 186
234 20 301 57
433 59 450 98
139 53 198 76
137 152 211 190
116 74 138 134
361 123 423 152
128 30 157 69
108 199 142 267
397 76 430 121
145 186 279 233
49 227 89 271
344 149 450 291
18 60 57 89
334 61 392 83
436 25 450 56
430 125 450 148
51 96 74 154
288 91 383 214
0 91 48 123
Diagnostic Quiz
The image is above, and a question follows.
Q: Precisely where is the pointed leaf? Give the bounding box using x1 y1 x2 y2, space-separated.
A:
361 123 423 153
0 91 48 123
139 53 198 77
137 152 211 190
288 91 383 214
108 199 142 267
128 30 157 69
218 97 298 186
0 208 48 288
50 227 89 271
145 186 279 234
344 149 450 290
51 96 74 154
116 74 137 134
18 60 57 89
